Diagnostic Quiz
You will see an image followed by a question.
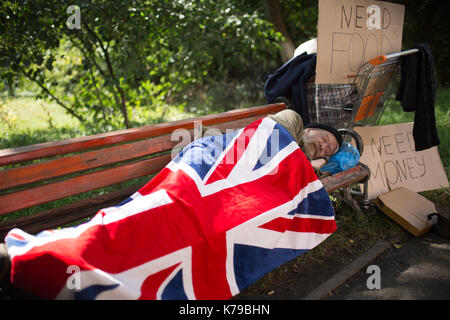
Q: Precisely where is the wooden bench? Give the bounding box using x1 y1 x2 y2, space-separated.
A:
0 103 370 240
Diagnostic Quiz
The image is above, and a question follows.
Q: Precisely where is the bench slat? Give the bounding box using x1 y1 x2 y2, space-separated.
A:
0 154 172 216
0 135 177 191
321 164 369 193
0 184 142 239
0 115 262 191
0 104 285 166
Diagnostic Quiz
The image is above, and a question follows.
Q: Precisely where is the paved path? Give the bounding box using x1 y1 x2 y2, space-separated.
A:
313 231 450 300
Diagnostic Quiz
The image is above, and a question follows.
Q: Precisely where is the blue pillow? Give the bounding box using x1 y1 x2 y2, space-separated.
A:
320 142 360 175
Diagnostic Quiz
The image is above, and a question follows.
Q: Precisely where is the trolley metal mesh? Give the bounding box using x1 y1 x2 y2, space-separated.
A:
349 58 400 127
306 81 357 128
306 53 410 129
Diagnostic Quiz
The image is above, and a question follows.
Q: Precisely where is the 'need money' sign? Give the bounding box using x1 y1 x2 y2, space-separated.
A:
316 0 405 84
355 123 449 200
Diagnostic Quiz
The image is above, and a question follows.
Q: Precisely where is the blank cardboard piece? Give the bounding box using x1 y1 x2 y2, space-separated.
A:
316 0 405 84
355 123 449 200
375 187 437 237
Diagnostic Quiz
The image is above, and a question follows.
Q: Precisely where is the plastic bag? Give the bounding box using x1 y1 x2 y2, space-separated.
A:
320 142 360 175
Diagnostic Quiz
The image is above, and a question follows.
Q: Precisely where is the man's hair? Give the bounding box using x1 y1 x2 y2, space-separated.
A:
304 123 343 149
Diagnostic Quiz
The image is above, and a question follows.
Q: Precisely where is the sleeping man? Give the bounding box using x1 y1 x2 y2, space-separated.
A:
267 109 342 168
0 109 343 300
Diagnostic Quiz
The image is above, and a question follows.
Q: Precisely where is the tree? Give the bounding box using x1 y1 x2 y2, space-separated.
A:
388 0 449 86
263 0 295 62
0 0 283 128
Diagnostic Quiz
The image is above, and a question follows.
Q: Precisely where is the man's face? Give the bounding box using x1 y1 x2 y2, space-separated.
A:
302 128 339 160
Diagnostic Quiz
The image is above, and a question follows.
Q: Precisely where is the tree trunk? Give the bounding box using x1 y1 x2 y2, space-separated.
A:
263 0 296 62
83 22 131 129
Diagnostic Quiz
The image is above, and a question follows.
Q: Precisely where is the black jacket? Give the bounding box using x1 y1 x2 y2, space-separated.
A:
396 43 439 151
264 53 316 125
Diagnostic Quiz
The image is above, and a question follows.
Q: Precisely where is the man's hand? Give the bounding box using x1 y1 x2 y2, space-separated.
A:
310 158 327 170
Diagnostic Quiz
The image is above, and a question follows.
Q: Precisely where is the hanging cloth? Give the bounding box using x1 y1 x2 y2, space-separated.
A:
396 43 439 151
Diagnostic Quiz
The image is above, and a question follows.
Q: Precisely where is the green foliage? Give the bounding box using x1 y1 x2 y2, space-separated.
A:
387 0 449 86
280 0 318 47
1 0 447 131
0 0 283 129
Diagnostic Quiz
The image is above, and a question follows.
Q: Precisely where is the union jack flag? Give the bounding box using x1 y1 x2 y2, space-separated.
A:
5 117 337 300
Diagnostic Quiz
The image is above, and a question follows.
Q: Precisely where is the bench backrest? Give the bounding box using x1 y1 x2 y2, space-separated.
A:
0 103 286 237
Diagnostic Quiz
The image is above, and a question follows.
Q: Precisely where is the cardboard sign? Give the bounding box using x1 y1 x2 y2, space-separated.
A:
375 187 437 237
354 123 449 200
316 0 405 84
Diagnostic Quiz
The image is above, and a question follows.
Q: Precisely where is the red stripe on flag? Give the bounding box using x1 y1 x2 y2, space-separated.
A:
191 233 231 299
139 263 180 300
205 119 261 185
259 217 337 234
9 233 25 241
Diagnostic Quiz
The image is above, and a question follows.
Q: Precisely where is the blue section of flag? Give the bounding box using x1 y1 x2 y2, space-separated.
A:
161 269 188 300
118 197 133 207
173 131 239 180
5 237 27 248
233 244 307 292
288 187 334 217
253 123 293 171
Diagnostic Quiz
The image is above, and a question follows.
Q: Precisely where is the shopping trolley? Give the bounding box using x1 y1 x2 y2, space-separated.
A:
306 48 419 129
306 49 420 213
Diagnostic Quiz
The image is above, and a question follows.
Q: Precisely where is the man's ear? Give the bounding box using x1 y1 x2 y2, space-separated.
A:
303 128 311 134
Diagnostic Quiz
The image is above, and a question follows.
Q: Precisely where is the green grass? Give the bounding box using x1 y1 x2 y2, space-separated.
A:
0 97 197 149
0 97 83 149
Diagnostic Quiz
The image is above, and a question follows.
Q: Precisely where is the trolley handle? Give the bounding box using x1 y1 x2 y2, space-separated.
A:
368 48 420 66
338 128 364 156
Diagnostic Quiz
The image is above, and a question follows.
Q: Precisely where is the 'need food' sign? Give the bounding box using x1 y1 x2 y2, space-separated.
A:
355 123 449 200
316 0 405 84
